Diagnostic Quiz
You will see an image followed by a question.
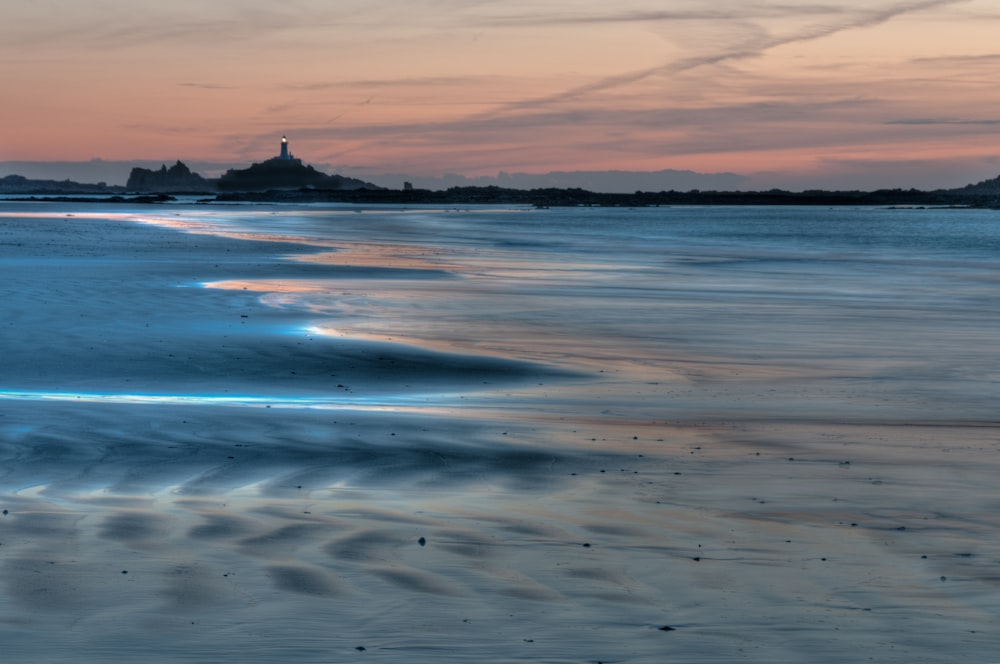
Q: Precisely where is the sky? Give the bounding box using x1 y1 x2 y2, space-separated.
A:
4 0 1000 190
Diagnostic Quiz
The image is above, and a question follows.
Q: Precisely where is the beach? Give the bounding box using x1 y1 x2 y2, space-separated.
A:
1 201 998 662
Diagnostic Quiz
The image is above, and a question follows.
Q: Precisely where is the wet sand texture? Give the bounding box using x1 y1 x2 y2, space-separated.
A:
1 203 999 662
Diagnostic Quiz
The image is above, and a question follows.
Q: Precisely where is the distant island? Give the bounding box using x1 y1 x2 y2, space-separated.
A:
6 135 1000 207
124 136 380 193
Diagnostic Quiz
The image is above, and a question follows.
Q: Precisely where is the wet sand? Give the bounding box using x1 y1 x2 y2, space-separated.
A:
1 203 998 662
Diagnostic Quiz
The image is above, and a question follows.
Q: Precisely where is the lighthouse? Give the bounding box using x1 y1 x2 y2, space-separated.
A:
279 135 291 160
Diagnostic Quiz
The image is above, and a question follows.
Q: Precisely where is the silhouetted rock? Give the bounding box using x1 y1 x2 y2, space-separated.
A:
951 174 1000 195
218 156 378 192
127 161 212 192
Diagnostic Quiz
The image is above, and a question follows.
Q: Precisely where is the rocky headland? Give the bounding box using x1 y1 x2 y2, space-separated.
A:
217 157 377 192
126 161 213 193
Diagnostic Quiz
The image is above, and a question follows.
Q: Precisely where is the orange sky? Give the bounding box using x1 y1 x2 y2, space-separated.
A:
4 1 1000 189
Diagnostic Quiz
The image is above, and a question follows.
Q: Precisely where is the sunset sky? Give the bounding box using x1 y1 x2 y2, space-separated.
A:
4 0 1000 189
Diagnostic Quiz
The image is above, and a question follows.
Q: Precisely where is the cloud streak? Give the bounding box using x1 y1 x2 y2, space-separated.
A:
476 0 969 116
179 82 233 90
475 4 842 27
886 118 1000 125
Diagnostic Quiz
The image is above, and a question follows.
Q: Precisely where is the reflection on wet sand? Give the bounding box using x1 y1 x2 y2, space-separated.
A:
1 204 999 662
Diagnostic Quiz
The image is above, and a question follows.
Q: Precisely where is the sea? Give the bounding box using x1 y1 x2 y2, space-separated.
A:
1 201 999 663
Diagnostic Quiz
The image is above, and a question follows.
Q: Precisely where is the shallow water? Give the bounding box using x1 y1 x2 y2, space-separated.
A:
1 202 998 662
157 203 1000 422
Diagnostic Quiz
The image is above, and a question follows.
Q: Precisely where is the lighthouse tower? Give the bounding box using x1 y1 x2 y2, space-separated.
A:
279 135 291 160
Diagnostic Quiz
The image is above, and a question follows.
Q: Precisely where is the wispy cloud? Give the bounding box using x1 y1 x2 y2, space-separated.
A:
283 96 879 158
179 82 233 90
280 75 489 91
475 4 841 27
886 117 1000 125
0 2 312 51
475 0 968 116
911 52 1000 65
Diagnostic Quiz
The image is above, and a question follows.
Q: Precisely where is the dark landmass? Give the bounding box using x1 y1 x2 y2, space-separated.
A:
0 174 124 195
949 173 1000 196
14 194 176 204
1 160 752 193
211 183 998 207
5 155 380 196
7 182 1000 207
217 156 379 192
125 156 377 194
127 161 213 193
7 159 1000 207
